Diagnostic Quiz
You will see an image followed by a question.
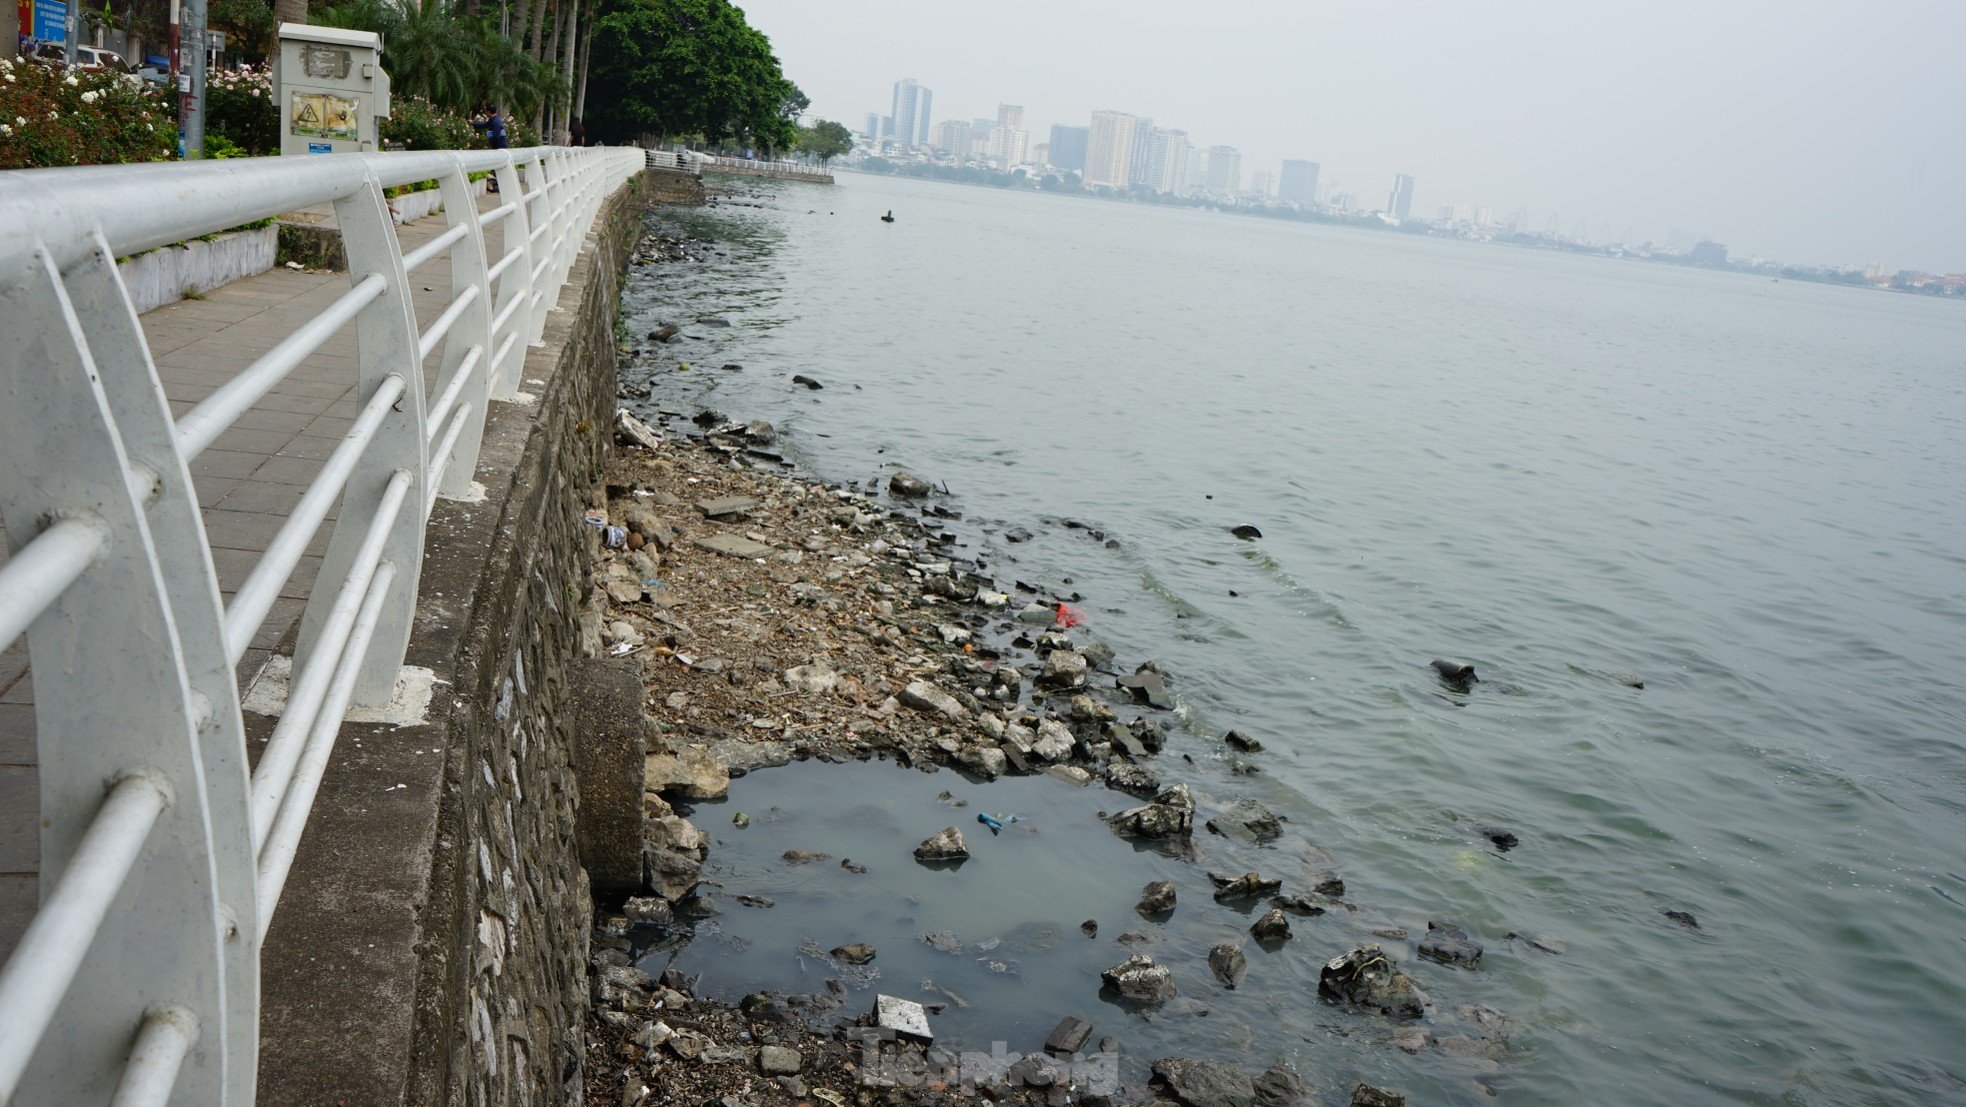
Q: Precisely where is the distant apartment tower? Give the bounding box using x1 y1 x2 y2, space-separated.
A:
1387 173 1415 220
1048 125 1089 172
933 119 974 156
891 78 933 148
1084 111 1144 188
1205 146 1241 193
1248 170 1274 197
863 112 882 143
1138 128 1192 194
1279 159 1320 205
989 103 1030 165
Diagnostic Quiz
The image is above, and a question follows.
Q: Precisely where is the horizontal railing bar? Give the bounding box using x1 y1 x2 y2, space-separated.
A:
488 292 525 343
0 147 578 274
424 348 483 445
529 222 550 246
416 284 481 362
0 774 169 1100
489 332 518 380
529 256 551 286
400 221 470 275
476 201 518 229
0 518 108 653
247 469 413 853
175 274 386 460
426 402 473 508
255 558 397 937
108 1006 198 1107
222 374 406 665
486 246 524 285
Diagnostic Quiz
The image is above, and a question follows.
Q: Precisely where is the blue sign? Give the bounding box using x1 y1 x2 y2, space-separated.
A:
307 142 333 154
33 0 67 42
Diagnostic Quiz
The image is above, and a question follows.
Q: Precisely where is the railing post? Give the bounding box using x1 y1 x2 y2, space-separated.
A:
525 151 558 344
427 156 495 503
293 171 427 710
0 244 237 1105
488 153 539 398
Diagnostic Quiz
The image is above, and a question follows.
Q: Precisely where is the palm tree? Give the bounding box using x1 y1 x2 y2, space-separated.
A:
274 0 308 26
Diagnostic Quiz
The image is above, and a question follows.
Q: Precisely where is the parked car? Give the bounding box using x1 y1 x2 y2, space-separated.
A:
28 43 133 71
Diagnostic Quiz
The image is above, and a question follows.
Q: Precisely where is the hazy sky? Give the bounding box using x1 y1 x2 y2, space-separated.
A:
737 0 1966 272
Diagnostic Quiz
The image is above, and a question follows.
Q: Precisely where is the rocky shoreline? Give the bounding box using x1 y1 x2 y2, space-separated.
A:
575 224 1516 1107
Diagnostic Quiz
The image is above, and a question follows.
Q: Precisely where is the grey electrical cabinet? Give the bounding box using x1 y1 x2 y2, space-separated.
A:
275 23 392 156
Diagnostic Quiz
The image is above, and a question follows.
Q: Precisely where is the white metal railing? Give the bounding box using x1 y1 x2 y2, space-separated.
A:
0 143 643 1105
696 153 833 180
643 149 701 175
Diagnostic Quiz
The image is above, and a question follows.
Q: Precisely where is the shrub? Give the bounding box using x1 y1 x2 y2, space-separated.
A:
0 56 175 168
381 97 480 151
205 64 278 155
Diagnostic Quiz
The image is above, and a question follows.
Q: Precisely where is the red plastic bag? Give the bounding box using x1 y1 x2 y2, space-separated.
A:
1054 603 1085 629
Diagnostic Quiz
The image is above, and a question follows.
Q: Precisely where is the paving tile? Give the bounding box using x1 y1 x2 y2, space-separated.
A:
0 767 36 873
0 703 35 766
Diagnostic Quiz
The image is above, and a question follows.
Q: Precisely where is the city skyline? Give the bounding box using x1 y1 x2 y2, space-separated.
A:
733 0 1966 273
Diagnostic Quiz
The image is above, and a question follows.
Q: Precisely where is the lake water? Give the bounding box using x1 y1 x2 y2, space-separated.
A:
618 172 1966 1105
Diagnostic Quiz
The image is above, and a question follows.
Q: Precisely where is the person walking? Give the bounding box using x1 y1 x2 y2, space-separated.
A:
570 117 586 147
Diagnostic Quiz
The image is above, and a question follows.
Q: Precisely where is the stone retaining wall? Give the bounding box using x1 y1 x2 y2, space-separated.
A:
255 171 659 1107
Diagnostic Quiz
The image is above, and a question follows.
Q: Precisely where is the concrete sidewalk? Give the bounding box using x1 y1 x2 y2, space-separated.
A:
0 192 516 958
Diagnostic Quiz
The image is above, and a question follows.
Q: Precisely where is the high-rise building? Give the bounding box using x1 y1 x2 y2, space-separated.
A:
933 119 974 157
863 113 882 143
891 78 933 148
989 104 1030 165
1032 142 1049 167
1205 146 1241 194
1048 125 1089 172
1084 111 1144 188
1387 174 1415 220
1279 159 1320 206
1249 170 1274 197
1137 128 1191 194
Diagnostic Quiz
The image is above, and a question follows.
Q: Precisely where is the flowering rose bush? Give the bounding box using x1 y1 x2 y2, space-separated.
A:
206 64 278 155
0 56 175 168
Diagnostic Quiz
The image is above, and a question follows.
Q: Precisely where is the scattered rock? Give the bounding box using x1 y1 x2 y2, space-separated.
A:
955 745 1007 779
1210 872 1283 901
1505 931 1565 955
1032 718 1075 761
1253 1065 1306 1106
1101 954 1176 1003
758 1045 803 1074
1044 1016 1095 1056
1249 907 1293 942
1105 763 1162 797
1270 894 1330 917
1350 1083 1404 1107
1318 946 1427 1020
831 943 876 965
1475 823 1519 850
1430 658 1477 686
1205 799 1282 843
1230 525 1263 540
783 662 840 694
643 747 729 800
781 850 830 864
889 471 933 498
614 409 662 450
913 826 969 863
1080 919 1099 938
1391 1027 1429 1054
1151 1057 1256 1107
623 896 672 925
1663 909 1701 931
1222 730 1262 753
1038 650 1089 690
1208 942 1247 989
1116 668 1174 708
899 680 968 721
872 994 933 1042
792 374 823 390
920 930 963 954
693 533 773 560
743 420 776 444
1417 921 1482 967
1137 880 1178 915
1107 784 1195 840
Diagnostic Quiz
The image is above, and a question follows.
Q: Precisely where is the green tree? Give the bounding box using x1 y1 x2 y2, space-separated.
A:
797 119 852 164
585 0 798 148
